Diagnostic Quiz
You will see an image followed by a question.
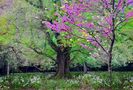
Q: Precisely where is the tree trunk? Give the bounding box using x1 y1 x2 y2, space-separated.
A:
64 47 70 74
83 62 87 73
108 55 112 72
56 50 65 78
108 53 112 87
7 61 10 76
55 47 70 78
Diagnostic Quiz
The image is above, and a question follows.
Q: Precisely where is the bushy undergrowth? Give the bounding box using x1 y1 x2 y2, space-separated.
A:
78 72 133 90
0 72 133 90
0 73 43 90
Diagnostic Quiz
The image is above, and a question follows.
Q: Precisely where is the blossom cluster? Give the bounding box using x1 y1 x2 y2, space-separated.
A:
44 0 133 48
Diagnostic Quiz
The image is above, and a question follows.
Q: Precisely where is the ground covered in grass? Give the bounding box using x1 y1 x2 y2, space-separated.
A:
0 72 133 90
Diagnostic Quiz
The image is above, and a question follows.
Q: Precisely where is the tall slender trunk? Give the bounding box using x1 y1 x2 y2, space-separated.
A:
108 53 113 87
83 62 87 73
108 53 112 72
108 0 115 87
7 61 10 76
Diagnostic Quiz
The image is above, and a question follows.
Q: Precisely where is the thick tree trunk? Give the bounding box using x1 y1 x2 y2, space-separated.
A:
56 51 65 78
64 47 70 74
55 47 70 78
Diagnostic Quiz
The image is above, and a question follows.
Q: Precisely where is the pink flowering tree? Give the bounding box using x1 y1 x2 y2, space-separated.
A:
24 0 74 78
44 0 133 77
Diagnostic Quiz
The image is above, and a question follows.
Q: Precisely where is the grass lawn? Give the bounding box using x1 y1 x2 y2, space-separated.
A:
0 72 133 90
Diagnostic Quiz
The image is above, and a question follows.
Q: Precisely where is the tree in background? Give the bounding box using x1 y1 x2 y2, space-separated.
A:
0 12 22 75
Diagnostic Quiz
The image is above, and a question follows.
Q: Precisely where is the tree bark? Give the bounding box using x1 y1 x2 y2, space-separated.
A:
7 61 10 76
56 49 65 78
83 62 87 73
108 53 113 87
55 47 70 78
107 0 115 87
108 54 112 72
64 47 70 74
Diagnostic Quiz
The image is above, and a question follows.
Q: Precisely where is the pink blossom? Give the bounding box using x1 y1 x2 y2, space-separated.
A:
76 23 83 27
62 2 89 17
44 21 71 33
62 16 75 24
102 28 112 37
102 0 111 8
80 43 93 50
105 16 113 26
127 0 133 5
76 22 94 29
83 22 94 29
117 0 124 10
126 11 133 19
43 21 53 29
79 0 83 2
87 37 99 47
62 16 69 23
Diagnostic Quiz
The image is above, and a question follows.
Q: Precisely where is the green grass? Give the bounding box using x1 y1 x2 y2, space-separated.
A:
0 72 133 90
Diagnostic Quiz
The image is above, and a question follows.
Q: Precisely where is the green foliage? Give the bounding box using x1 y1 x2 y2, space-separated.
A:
0 72 133 90
6 0 57 67
41 79 80 90
113 18 133 65
0 16 15 45
78 72 133 90
70 46 103 68
0 73 43 90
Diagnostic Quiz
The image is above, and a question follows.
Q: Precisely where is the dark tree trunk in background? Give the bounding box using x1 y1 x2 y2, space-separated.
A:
0 53 8 76
56 47 71 78
3 62 7 75
7 61 10 76
83 62 87 73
